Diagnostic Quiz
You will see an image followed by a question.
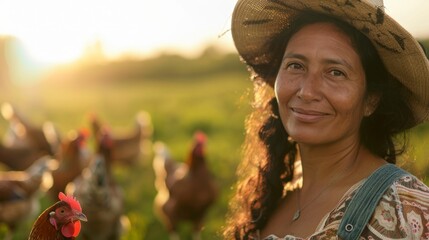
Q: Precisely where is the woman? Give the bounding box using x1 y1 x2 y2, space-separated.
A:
224 0 429 239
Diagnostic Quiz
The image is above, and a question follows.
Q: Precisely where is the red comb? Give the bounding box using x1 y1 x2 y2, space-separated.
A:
58 192 82 212
79 128 90 139
194 131 207 143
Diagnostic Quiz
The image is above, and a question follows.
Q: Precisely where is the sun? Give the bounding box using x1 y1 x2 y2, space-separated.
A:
0 0 241 68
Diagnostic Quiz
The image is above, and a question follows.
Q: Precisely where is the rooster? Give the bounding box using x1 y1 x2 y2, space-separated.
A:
1 102 61 156
48 130 90 200
152 131 218 240
0 155 57 239
28 192 87 240
90 111 153 166
66 129 127 240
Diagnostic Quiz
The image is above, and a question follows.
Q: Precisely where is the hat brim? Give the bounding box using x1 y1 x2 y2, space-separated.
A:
232 0 429 125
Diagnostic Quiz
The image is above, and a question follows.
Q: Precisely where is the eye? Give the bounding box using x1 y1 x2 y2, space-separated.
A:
286 62 304 71
329 69 346 77
56 207 66 215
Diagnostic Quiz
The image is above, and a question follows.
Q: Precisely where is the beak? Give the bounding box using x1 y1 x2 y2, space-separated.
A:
73 210 88 222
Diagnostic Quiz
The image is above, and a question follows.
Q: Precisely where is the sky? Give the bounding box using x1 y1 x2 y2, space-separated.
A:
0 0 428 66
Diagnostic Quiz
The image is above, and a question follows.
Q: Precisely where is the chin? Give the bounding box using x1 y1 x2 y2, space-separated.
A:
288 127 336 145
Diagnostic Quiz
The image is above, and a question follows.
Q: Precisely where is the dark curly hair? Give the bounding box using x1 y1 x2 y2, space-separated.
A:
223 11 414 239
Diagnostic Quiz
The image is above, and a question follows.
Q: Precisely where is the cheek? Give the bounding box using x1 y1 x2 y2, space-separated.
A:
274 79 293 125
274 77 293 104
333 94 367 125
274 77 281 100
335 90 366 111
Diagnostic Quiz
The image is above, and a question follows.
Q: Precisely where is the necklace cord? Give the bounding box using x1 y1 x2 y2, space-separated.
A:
292 150 360 222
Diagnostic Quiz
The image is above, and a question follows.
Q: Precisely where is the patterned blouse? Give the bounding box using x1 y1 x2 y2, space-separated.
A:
263 174 429 239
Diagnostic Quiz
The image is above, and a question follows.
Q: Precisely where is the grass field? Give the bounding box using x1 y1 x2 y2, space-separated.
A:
0 70 253 239
1 64 429 239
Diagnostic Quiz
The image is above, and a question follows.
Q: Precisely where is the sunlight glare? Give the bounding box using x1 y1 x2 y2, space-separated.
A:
0 0 236 66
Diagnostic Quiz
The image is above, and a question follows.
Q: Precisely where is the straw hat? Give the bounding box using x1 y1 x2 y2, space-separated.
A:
231 0 429 126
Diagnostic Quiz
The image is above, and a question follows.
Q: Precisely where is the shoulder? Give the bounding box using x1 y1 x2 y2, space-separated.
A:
394 174 429 196
364 174 429 238
391 174 429 221
389 174 429 212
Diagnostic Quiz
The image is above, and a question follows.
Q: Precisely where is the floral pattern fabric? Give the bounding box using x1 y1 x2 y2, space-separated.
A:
264 174 429 239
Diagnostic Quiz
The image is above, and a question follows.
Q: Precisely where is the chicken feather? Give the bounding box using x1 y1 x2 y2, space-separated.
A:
28 192 87 240
0 155 57 237
90 111 153 166
153 131 218 240
67 130 126 240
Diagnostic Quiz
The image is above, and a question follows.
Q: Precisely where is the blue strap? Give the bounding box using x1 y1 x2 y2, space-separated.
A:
337 164 408 240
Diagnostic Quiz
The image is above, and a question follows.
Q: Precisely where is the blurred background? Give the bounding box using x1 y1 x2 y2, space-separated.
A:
0 0 428 239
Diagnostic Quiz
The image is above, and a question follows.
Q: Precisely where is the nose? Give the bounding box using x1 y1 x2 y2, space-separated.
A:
296 72 322 102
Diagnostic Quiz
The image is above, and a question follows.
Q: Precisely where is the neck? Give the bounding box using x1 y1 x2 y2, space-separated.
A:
187 156 205 171
298 140 362 190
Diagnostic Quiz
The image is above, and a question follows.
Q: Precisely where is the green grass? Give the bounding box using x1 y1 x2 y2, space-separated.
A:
0 72 252 239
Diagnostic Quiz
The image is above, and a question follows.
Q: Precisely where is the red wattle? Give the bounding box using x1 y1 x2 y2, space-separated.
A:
61 221 81 237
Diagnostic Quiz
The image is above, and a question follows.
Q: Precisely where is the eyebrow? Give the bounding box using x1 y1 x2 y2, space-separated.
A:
282 52 354 70
282 52 306 61
323 58 353 70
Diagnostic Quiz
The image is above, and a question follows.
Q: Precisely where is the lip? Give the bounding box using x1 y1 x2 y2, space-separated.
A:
290 107 330 122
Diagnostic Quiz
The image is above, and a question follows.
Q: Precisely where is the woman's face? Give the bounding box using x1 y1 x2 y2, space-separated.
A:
275 22 372 146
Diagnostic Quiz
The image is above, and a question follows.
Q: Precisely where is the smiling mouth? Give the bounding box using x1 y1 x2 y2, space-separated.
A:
290 107 330 122
291 107 328 115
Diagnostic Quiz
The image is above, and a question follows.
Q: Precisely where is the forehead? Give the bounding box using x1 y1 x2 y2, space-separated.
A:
285 22 362 65
288 22 354 49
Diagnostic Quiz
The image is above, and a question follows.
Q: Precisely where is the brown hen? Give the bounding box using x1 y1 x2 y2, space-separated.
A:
0 143 47 171
90 111 153 166
28 192 87 240
0 155 57 239
48 130 90 200
153 131 218 240
1 102 61 156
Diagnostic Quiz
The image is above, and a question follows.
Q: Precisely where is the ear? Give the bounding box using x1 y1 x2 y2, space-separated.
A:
364 94 380 117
